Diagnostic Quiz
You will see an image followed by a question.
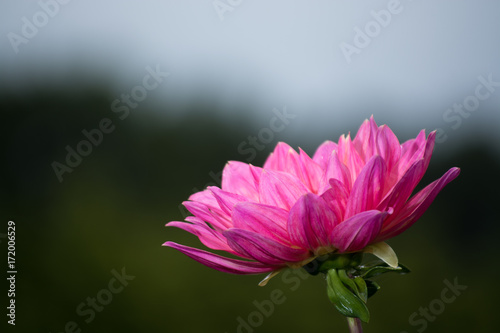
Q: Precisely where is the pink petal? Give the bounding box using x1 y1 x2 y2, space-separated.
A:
320 179 349 221
337 134 365 182
298 148 323 193
353 116 378 162
189 189 220 209
166 218 233 252
249 164 264 188
421 131 436 172
232 202 291 245
344 156 386 219
319 151 351 193
263 142 300 174
377 159 426 215
209 187 249 216
312 140 337 169
377 167 460 242
188 189 232 225
224 229 309 265
221 161 260 201
259 170 309 210
182 201 232 230
164 242 275 274
397 130 426 177
376 125 401 178
331 210 388 253
287 193 339 250
379 132 436 213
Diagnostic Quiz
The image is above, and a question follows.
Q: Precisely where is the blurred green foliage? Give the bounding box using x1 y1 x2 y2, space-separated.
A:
1 85 498 333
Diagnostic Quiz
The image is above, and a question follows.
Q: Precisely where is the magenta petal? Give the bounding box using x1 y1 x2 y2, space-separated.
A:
187 189 230 225
182 201 232 230
379 132 436 212
344 156 386 219
249 164 263 187
263 141 288 170
287 193 339 250
319 151 351 193
331 210 387 253
221 161 260 201
263 142 300 174
259 170 309 210
376 125 401 175
378 159 426 214
298 148 323 193
337 134 364 182
188 189 220 209
225 229 309 265
353 116 378 162
166 218 233 252
397 130 426 176
232 202 291 244
312 140 337 169
164 242 275 274
321 179 348 220
377 167 460 241
421 131 436 171
209 187 249 216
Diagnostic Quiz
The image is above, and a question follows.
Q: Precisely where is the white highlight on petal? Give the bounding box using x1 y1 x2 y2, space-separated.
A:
258 269 282 287
363 242 398 268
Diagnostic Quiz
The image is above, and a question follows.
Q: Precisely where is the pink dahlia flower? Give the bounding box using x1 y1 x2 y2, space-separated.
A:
164 117 459 283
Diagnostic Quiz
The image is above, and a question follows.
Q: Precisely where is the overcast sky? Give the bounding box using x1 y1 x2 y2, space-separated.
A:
1 0 499 149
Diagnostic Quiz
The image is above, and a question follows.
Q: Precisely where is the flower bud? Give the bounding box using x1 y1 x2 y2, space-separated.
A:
326 268 370 323
304 252 363 275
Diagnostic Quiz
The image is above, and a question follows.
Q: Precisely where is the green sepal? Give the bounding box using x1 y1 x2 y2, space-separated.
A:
304 253 363 275
338 270 367 303
338 269 359 294
357 262 411 279
365 280 380 299
353 277 368 303
326 269 370 323
317 255 352 272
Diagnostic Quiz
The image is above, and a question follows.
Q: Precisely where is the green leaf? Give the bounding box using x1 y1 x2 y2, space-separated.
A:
338 269 359 294
363 242 398 268
365 280 380 299
326 269 370 323
353 277 368 303
358 263 411 279
338 270 368 303
304 253 364 275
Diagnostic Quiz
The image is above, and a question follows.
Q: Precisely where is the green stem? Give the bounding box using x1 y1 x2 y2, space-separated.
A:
347 317 363 333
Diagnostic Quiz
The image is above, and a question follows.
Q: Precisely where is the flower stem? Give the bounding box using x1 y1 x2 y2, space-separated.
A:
347 317 363 333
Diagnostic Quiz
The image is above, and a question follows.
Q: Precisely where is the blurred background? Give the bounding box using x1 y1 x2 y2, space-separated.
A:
1 1 499 332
